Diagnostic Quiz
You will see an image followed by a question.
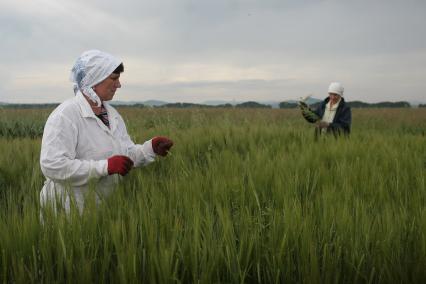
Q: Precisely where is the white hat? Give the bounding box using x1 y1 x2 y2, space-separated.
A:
70 50 121 106
328 82 344 97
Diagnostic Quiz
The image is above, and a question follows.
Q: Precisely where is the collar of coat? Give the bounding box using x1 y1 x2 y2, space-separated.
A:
75 91 120 131
75 92 113 118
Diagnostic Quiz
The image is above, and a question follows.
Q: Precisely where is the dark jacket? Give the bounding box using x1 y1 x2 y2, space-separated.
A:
314 97 352 135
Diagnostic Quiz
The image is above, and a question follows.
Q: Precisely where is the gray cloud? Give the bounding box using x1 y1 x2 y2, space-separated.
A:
1 0 425 104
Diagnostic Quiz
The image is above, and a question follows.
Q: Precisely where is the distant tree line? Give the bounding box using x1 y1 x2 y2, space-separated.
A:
278 102 298 109
0 101 420 109
346 101 411 108
0 103 59 109
157 102 217 108
156 101 270 109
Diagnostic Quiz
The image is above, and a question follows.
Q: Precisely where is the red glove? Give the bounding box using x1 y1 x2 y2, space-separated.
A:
107 155 134 176
152 136 174 156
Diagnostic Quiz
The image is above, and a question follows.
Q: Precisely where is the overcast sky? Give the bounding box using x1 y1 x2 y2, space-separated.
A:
1 0 425 104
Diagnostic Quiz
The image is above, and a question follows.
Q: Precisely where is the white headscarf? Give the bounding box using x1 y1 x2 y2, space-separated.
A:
70 50 121 107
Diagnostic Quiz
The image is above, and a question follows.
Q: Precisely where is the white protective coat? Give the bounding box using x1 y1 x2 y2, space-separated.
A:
40 92 156 213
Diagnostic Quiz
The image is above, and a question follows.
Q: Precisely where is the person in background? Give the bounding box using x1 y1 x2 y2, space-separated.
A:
300 82 352 137
40 49 173 214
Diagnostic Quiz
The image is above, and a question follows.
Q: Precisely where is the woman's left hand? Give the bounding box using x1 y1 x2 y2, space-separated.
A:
317 121 329 129
152 136 174 156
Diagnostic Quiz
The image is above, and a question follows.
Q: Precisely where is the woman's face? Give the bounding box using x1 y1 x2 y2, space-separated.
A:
328 93 341 105
93 73 121 101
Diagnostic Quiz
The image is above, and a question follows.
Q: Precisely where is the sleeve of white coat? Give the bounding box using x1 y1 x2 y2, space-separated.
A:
40 114 108 186
116 116 156 167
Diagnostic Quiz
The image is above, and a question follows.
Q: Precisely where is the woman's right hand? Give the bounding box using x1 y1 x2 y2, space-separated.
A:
107 155 134 176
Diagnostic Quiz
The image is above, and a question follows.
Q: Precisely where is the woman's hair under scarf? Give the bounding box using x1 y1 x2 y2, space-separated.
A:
70 50 121 107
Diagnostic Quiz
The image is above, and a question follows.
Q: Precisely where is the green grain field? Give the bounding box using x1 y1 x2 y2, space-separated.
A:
0 107 425 283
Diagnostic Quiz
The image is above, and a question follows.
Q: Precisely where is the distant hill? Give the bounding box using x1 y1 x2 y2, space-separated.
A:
140 100 168 107
110 100 168 107
278 102 298 109
158 101 272 109
278 97 322 109
409 101 426 107
159 102 214 108
235 101 271 108
202 100 236 106
203 100 279 108
346 101 410 108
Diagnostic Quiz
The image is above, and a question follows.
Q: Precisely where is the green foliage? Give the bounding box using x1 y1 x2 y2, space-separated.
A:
0 109 49 138
0 108 425 283
0 120 44 138
299 101 320 123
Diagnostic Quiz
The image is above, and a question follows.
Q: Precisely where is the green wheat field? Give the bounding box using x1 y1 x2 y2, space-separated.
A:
0 107 425 283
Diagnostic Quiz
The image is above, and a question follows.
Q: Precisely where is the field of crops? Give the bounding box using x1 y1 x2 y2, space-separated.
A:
0 107 425 283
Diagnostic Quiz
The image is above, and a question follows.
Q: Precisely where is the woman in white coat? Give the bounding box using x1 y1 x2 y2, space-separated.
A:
40 50 173 214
